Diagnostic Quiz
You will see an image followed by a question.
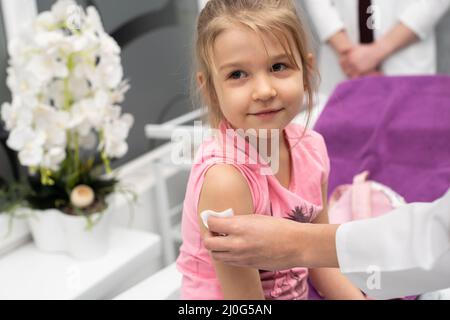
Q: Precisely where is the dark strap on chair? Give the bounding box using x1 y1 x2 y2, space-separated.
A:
359 0 375 44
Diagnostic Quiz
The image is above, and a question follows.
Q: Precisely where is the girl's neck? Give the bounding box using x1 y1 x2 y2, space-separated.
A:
245 128 287 164
225 121 287 166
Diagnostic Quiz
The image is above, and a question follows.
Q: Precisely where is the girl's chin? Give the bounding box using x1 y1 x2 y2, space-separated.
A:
228 115 293 133
239 127 286 140
248 119 291 132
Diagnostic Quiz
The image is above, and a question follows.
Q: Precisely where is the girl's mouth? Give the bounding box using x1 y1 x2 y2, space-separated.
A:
250 108 284 118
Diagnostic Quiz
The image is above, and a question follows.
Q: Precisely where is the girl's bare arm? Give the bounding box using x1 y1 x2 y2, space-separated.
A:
198 164 265 300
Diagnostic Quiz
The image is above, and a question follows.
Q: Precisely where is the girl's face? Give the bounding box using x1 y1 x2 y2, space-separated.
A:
204 25 305 134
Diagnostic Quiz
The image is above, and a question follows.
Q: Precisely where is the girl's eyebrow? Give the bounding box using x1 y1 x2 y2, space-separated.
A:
219 61 246 72
218 53 290 72
270 53 290 61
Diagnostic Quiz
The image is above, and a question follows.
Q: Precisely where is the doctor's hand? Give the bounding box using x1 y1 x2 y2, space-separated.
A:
203 214 300 271
341 22 419 79
340 44 385 78
203 214 340 270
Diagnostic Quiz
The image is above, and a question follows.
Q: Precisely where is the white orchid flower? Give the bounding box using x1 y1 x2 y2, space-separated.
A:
7 38 32 66
99 33 121 55
110 80 130 104
102 113 134 158
44 79 66 109
6 66 43 99
3 0 131 173
86 6 104 34
78 132 97 150
33 104 69 147
26 54 68 84
103 60 123 89
72 90 110 127
34 31 65 50
104 139 128 159
51 0 79 24
0 102 13 129
42 147 66 171
35 11 57 30
7 126 46 167
68 99 88 121
103 105 121 122
19 147 44 168
69 96 104 132
1 100 34 130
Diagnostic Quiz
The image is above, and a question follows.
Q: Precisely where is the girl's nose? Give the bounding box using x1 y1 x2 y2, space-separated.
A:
252 76 277 101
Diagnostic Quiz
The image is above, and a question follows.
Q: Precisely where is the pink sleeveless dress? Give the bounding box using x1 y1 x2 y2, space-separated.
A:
176 120 330 300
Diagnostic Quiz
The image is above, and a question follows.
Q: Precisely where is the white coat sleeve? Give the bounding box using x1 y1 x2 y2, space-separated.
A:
336 189 450 299
398 0 450 40
302 0 345 42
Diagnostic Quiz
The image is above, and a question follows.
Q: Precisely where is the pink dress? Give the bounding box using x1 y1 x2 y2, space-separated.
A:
176 120 330 300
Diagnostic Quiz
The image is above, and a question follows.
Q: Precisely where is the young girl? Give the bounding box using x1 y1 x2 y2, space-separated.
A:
176 0 365 300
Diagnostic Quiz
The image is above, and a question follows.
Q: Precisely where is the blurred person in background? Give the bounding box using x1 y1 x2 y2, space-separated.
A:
302 0 450 95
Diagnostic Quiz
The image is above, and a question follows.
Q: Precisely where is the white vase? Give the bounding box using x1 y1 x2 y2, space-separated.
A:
0 211 30 257
27 205 112 260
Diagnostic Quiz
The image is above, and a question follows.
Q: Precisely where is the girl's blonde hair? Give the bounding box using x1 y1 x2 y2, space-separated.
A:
192 0 319 129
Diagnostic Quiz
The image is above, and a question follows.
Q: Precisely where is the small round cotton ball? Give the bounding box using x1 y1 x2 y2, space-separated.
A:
70 184 95 208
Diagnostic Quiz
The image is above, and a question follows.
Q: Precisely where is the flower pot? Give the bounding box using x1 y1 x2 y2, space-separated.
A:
27 205 112 260
0 211 30 257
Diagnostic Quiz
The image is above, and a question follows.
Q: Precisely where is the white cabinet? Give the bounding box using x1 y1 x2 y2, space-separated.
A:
0 228 162 300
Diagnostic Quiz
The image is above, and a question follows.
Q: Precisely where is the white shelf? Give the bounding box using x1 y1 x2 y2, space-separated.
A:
0 227 162 300
115 262 181 300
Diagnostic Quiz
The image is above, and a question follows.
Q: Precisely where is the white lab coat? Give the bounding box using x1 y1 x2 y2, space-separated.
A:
336 189 450 299
302 0 450 95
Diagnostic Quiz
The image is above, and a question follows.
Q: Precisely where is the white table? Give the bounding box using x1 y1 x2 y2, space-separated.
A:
0 227 162 300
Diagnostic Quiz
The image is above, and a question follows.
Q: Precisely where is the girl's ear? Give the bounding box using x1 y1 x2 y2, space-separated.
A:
197 71 209 103
303 53 316 90
197 72 223 125
197 71 219 107
306 53 315 67
197 72 206 88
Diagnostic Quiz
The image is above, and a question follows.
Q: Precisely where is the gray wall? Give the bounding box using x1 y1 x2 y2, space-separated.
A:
0 3 13 182
436 9 450 74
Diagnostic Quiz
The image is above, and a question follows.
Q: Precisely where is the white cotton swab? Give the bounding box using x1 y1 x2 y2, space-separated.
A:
200 208 234 229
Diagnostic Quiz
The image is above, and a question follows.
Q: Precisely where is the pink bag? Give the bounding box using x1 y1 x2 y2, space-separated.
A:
328 171 406 224
326 171 417 300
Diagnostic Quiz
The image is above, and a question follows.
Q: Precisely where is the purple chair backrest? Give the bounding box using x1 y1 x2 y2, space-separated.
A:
314 75 450 203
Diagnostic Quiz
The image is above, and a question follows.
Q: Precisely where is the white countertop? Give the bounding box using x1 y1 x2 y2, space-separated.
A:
0 227 162 300
115 262 181 300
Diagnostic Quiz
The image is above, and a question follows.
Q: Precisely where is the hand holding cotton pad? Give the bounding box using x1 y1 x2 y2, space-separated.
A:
200 208 234 230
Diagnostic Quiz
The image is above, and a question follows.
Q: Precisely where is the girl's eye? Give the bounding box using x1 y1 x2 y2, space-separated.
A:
271 63 288 72
228 70 247 80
